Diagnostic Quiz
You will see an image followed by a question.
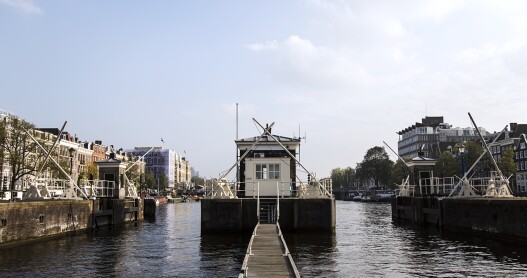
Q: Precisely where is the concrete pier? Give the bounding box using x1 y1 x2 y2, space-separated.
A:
0 200 93 244
0 199 143 246
240 223 300 278
392 196 527 244
201 198 336 233
143 198 157 218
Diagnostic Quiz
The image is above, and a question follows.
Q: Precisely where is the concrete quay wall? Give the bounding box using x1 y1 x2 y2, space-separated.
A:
201 198 336 233
0 199 143 246
441 198 527 243
92 198 143 227
0 200 93 244
392 196 527 243
391 196 440 225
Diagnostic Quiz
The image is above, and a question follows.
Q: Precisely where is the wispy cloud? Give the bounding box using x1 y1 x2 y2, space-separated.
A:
0 0 42 14
245 40 278 52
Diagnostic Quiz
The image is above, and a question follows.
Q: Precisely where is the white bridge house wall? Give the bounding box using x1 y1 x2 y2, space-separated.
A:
244 157 291 197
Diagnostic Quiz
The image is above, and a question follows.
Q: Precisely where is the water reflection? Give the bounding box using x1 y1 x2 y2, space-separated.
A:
0 202 247 278
285 231 338 277
199 233 248 277
325 201 527 278
1 201 527 277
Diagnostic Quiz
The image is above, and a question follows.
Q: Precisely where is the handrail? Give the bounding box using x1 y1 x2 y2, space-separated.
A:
240 222 299 278
78 179 115 198
205 180 334 199
239 222 259 278
257 183 260 222
417 175 508 196
277 223 300 278
276 182 280 221
23 178 116 199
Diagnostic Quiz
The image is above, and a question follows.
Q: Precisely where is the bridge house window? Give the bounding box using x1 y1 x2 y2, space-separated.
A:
256 164 280 180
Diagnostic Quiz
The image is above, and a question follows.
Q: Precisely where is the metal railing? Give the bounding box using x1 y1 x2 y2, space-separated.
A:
22 178 115 199
277 222 301 278
276 183 280 221
204 179 333 199
292 180 333 198
239 222 259 278
419 177 455 195
205 181 260 199
33 178 69 198
79 179 115 198
418 176 502 196
257 184 260 221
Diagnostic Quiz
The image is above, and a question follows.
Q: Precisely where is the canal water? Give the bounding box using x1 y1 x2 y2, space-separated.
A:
2 201 527 277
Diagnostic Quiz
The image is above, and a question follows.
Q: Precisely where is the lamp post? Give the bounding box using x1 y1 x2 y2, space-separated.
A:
68 148 75 176
459 144 466 177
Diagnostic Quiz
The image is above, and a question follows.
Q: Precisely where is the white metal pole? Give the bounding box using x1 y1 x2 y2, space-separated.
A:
23 128 88 199
257 182 260 222
236 103 239 184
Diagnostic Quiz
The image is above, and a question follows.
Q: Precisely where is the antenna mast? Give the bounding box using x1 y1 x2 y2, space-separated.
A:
236 103 239 140
236 103 239 183
297 124 307 162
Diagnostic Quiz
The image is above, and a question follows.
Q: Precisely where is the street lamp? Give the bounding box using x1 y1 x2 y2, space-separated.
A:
459 144 466 177
68 148 75 176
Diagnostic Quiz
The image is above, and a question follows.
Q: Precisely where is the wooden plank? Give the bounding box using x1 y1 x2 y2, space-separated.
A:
240 223 299 278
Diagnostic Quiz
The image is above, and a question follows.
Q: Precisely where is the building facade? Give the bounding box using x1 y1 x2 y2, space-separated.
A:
175 154 191 184
0 111 12 190
236 132 300 197
128 147 179 188
397 116 490 159
489 123 527 163
515 133 527 193
91 140 107 163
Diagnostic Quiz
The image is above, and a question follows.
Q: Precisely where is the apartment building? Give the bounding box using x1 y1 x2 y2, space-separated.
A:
514 133 527 193
397 116 490 158
175 154 191 184
128 147 178 188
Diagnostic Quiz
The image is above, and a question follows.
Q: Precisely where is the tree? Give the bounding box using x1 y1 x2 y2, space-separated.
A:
498 148 517 178
158 173 168 191
360 146 394 189
126 163 142 185
465 140 484 170
391 158 410 188
330 167 355 190
191 176 204 186
51 159 72 180
345 167 356 189
434 151 458 177
0 116 43 190
87 161 99 180
355 164 365 190
145 172 156 189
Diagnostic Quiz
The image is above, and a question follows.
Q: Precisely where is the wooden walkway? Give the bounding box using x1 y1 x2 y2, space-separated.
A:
239 223 300 278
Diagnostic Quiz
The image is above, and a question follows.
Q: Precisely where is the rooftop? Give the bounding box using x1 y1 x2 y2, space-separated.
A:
235 134 301 144
397 116 445 135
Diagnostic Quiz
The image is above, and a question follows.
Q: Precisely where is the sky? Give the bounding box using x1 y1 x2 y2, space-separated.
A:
1 0 527 180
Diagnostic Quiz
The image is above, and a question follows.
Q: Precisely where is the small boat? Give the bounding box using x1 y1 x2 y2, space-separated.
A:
188 195 200 201
154 196 168 205
180 194 200 202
